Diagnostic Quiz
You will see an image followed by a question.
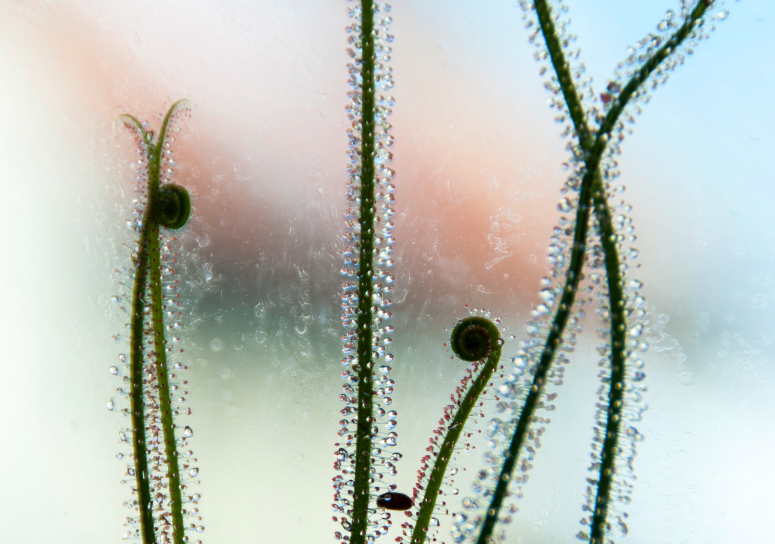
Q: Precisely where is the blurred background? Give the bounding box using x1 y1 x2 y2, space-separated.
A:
0 0 773 543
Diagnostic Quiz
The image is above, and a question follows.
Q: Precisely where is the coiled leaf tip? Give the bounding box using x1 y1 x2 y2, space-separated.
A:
450 316 500 362
158 184 191 230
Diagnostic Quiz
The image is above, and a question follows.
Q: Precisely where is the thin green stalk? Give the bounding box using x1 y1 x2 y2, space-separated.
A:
533 0 592 152
410 318 502 544
351 0 378 541
587 4 713 541
120 99 192 544
149 101 188 544
476 2 714 543
129 192 155 544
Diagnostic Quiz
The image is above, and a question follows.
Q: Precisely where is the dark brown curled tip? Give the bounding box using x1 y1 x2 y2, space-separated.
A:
376 492 413 511
450 316 501 362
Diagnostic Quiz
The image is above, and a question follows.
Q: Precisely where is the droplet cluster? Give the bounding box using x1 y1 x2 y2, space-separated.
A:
517 0 596 144
112 105 204 544
601 1 729 126
334 3 399 543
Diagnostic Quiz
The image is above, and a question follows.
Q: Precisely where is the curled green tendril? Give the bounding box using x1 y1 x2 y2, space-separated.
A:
159 184 191 230
450 317 501 362
409 317 502 544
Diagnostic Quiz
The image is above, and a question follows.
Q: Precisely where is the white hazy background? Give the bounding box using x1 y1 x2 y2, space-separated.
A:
1 1 773 543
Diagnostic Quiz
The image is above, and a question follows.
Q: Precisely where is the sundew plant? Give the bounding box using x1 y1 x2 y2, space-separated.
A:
331 1 731 544
112 100 202 544
4 1 773 544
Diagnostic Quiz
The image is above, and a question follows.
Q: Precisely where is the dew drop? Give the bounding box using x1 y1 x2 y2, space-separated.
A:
110 366 119 375
107 399 115 411
183 426 194 438
189 468 199 478
462 498 478 509
118 354 127 363
628 279 643 290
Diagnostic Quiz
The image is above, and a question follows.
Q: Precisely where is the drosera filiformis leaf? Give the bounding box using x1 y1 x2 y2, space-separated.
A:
112 99 204 544
399 314 504 544
333 2 398 544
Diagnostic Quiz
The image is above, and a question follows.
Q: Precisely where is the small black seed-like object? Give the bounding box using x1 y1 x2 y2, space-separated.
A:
450 316 500 362
376 492 413 511
158 184 191 230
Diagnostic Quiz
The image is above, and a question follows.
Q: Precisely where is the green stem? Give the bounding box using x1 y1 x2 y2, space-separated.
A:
351 1 377 542
150 101 189 544
533 0 592 152
122 100 190 544
476 2 713 542
410 342 502 544
587 4 712 541
129 177 155 544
